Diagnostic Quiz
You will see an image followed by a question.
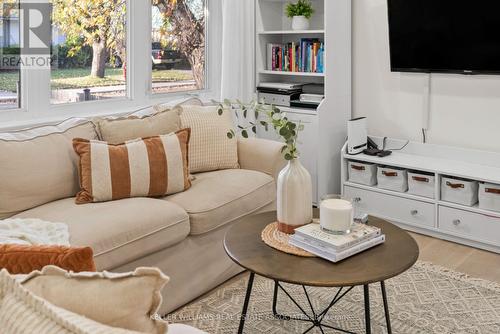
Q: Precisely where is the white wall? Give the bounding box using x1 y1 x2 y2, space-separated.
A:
353 0 500 153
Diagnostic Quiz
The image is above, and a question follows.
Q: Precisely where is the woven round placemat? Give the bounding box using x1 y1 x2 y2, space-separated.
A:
261 222 315 257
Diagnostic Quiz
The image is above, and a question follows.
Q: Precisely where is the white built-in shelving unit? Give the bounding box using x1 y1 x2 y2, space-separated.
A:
255 0 352 204
341 137 500 253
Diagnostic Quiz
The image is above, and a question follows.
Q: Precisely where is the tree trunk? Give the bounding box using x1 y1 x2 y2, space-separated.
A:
187 47 205 89
91 40 107 78
155 0 205 89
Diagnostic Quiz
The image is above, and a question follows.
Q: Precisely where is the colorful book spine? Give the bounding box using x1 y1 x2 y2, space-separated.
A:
266 39 324 73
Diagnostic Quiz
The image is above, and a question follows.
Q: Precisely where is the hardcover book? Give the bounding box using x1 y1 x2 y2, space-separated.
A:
289 234 386 263
294 222 381 251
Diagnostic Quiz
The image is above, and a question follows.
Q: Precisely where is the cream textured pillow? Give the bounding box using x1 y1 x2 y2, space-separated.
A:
97 106 182 144
180 105 239 173
21 266 169 334
0 118 99 219
0 270 142 334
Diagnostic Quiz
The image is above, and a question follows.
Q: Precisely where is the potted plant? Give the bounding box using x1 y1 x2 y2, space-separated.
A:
286 0 314 31
218 100 313 234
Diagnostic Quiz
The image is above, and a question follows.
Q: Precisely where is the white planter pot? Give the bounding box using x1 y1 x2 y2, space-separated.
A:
292 16 310 31
277 159 313 234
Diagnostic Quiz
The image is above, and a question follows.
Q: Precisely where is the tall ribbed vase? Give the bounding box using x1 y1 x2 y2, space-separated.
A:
277 158 313 234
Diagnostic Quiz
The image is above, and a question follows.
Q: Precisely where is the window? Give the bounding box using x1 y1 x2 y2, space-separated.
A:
151 0 206 94
0 1 217 122
50 0 127 104
0 1 20 110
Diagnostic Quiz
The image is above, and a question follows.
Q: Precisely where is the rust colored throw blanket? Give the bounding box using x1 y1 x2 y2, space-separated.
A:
0 245 96 274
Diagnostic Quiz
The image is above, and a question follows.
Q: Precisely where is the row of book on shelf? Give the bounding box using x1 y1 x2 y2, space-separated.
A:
267 39 324 74
289 220 385 263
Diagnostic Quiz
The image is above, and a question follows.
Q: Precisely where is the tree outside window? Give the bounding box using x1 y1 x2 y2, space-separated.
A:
152 0 206 94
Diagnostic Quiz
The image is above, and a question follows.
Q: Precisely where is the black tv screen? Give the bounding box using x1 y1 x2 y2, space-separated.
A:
387 0 500 74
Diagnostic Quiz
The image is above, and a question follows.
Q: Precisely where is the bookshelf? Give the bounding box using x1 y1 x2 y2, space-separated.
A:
255 0 351 204
258 70 325 77
258 30 325 35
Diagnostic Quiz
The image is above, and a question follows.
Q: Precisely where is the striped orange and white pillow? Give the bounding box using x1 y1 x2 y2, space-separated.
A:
72 129 191 204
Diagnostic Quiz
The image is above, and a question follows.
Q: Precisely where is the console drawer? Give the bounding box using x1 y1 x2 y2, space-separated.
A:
344 186 435 228
439 206 500 246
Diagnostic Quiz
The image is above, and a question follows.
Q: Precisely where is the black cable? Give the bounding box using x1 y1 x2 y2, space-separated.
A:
386 140 410 151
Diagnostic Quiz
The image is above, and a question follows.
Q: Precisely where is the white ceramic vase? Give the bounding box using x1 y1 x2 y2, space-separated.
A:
277 158 313 234
292 16 310 30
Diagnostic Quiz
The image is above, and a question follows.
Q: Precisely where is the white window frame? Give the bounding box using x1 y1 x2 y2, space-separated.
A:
0 0 221 129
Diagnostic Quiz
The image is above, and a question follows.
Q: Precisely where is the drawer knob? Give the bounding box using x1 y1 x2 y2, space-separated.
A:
353 197 362 203
411 210 418 216
453 219 461 226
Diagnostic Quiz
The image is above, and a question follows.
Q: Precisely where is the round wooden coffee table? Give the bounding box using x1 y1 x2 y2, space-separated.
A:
224 210 419 334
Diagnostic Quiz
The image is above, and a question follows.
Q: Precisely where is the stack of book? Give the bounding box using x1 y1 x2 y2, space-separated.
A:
267 39 324 73
289 222 385 263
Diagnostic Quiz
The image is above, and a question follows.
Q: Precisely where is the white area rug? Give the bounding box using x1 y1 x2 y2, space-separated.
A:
170 261 500 333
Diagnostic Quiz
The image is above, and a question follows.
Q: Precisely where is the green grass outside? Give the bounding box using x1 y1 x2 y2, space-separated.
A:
0 71 20 92
0 67 193 92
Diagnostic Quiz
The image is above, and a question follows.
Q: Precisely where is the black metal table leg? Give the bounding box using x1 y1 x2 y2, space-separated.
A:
238 272 255 334
364 285 371 334
380 281 392 334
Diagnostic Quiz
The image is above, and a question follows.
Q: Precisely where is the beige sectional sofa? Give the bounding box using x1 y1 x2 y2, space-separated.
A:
0 106 285 314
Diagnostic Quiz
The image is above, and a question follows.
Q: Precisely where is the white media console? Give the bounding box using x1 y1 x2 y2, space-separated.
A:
341 137 500 253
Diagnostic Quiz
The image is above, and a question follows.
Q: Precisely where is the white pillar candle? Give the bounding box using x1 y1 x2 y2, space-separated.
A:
320 199 353 234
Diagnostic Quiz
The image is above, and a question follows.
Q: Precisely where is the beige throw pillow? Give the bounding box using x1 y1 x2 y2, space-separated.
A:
0 269 142 334
0 119 99 219
21 266 169 334
180 105 239 173
97 106 182 144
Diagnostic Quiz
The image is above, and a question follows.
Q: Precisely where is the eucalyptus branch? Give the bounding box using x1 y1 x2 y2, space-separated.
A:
215 99 305 161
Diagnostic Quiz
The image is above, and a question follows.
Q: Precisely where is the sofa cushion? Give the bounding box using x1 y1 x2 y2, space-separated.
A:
13 198 190 270
165 169 276 235
97 106 182 144
0 118 99 219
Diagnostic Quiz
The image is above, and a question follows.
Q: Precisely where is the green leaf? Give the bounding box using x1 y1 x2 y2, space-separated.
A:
217 107 223 116
284 153 293 160
227 132 233 139
241 130 249 138
252 126 257 134
280 145 287 153
223 99 231 106
243 109 248 118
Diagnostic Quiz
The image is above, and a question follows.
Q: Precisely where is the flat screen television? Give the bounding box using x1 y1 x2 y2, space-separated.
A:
387 0 500 75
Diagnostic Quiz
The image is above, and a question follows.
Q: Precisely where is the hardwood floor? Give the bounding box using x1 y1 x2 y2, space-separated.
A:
409 232 500 284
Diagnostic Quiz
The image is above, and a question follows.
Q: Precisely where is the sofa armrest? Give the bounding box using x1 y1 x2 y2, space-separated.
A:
238 138 286 180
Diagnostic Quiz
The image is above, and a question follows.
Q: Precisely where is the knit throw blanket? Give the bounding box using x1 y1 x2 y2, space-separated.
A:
0 218 70 246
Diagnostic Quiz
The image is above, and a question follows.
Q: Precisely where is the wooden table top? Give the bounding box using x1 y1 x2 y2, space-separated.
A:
224 210 419 287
